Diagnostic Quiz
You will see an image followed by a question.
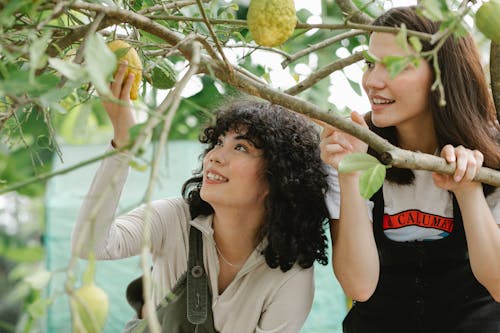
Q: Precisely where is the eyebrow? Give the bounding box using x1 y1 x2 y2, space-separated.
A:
232 134 258 148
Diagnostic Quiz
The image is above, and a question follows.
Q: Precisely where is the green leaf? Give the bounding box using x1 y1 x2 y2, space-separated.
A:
346 76 362 96
0 71 60 97
409 36 423 53
84 34 116 96
48 58 87 81
362 50 380 63
27 298 52 319
395 24 409 53
129 159 149 172
29 31 52 72
0 244 44 262
338 153 382 173
419 0 449 21
382 55 411 79
24 269 52 290
359 164 386 199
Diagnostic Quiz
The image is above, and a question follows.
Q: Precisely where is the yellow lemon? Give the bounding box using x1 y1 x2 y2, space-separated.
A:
107 40 143 100
247 0 297 47
70 283 109 333
475 0 500 44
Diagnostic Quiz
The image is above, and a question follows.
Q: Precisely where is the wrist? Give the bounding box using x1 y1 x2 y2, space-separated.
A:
111 137 130 149
452 182 483 200
338 172 362 187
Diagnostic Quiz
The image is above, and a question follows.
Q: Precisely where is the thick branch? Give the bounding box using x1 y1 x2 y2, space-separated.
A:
199 57 500 187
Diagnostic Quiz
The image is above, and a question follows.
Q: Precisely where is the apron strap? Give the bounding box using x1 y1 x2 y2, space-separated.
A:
187 227 208 324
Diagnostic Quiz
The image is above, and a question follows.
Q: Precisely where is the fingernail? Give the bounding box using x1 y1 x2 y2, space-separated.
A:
454 175 461 182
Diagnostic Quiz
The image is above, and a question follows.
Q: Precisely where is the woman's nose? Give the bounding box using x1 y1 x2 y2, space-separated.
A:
208 147 226 164
363 64 387 90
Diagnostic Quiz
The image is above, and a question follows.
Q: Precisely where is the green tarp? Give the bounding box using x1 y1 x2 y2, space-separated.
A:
44 142 346 333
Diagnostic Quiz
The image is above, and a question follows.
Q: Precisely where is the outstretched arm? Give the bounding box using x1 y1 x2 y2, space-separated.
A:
319 112 380 301
72 63 141 258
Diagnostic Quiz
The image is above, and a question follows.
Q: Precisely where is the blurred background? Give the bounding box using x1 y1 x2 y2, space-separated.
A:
2 0 494 331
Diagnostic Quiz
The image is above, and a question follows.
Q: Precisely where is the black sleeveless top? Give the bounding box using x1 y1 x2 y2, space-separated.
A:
342 189 500 333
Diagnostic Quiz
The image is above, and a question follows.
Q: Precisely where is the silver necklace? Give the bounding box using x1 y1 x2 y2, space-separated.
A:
215 244 244 268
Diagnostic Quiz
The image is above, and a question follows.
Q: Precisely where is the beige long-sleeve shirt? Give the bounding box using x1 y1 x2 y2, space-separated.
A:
72 149 315 333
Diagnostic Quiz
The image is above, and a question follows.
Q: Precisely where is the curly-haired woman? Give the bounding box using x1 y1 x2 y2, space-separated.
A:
71 62 329 333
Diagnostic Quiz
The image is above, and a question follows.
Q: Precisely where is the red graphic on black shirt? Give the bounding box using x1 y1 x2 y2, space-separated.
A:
382 210 454 232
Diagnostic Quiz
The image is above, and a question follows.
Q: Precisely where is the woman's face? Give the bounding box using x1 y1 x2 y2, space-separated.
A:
200 129 269 211
362 32 434 130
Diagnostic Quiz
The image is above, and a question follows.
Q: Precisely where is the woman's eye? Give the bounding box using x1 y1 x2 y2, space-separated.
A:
364 60 374 69
235 143 248 152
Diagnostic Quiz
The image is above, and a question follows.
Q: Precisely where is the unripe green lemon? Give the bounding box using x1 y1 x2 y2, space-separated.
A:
146 59 177 89
107 40 143 100
71 283 109 333
475 0 500 44
247 0 297 47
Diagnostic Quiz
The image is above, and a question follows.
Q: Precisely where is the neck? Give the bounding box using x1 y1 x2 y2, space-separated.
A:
212 207 264 264
396 114 437 154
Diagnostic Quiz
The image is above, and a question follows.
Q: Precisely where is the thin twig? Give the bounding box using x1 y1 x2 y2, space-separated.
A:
282 30 365 68
139 41 201 333
0 147 128 195
74 12 105 64
335 0 374 24
224 43 292 59
195 0 233 76
285 52 364 95
138 0 209 14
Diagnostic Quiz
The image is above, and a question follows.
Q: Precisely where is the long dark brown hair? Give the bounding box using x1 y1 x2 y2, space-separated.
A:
366 6 500 195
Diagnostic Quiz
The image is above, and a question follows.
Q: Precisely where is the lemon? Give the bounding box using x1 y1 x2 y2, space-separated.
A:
475 0 500 44
70 283 109 333
146 58 177 89
247 0 297 47
107 40 143 100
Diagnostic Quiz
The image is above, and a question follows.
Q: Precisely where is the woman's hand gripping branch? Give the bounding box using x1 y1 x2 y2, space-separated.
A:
432 144 484 195
317 111 369 172
101 61 137 149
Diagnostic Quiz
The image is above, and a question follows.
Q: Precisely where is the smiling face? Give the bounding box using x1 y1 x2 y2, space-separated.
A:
362 32 434 132
200 128 269 211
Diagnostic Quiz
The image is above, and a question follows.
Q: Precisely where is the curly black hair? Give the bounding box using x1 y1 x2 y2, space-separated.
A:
181 99 329 272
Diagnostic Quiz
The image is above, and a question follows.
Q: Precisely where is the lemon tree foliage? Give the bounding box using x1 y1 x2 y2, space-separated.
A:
0 0 499 331
339 153 389 199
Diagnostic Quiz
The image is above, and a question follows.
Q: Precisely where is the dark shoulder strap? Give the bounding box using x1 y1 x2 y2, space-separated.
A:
187 226 209 324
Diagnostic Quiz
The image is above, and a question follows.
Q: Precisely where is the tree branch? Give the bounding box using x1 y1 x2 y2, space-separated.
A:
198 56 500 186
335 0 374 24
285 52 364 95
281 30 365 68
195 0 233 75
